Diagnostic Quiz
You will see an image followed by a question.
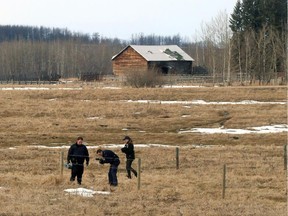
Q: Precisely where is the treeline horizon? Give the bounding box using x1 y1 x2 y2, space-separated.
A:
0 25 189 45
0 0 286 84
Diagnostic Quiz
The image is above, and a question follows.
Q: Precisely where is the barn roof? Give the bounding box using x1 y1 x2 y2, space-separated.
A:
112 45 194 62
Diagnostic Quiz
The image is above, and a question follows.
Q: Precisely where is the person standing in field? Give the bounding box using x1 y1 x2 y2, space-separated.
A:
67 137 89 185
121 136 137 179
96 149 120 187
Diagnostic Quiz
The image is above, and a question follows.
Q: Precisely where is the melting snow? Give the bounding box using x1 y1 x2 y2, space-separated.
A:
0 87 83 90
64 188 110 197
125 99 286 105
179 124 288 134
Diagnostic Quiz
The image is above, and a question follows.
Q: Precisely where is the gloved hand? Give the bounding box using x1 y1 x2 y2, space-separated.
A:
99 159 104 164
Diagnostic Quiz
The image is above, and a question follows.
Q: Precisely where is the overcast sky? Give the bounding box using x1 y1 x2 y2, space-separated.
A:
0 0 238 40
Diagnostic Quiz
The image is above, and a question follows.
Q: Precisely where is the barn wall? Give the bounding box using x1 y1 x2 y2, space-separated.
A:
112 47 147 76
148 61 192 75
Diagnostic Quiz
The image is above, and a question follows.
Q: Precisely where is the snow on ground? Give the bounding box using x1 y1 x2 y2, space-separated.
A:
25 144 182 149
125 99 286 105
6 143 218 150
179 124 288 134
5 124 286 150
162 85 204 88
64 188 110 197
0 85 202 91
0 87 83 91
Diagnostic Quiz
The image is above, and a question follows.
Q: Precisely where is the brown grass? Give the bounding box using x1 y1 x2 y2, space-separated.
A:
0 84 287 215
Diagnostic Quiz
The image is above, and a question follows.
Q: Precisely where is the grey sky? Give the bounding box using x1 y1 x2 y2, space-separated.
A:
0 0 238 40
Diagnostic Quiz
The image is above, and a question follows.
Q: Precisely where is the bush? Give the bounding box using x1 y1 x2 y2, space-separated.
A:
124 69 165 88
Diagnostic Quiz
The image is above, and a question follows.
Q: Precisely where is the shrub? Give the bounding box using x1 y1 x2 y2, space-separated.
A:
125 69 165 88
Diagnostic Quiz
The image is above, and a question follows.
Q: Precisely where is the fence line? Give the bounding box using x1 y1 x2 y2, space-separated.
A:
48 145 286 196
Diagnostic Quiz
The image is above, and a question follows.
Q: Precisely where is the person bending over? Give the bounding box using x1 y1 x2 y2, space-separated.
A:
96 149 120 187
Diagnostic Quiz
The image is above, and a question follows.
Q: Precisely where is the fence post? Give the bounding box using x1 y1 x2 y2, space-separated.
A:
137 158 141 190
60 151 64 176
284 145 287 170
222 164 226 199
176 147 179 169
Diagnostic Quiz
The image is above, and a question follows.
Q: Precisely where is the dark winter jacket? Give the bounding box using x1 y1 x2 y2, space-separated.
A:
121 143 135 159
101 150 120 166
67 143 89 165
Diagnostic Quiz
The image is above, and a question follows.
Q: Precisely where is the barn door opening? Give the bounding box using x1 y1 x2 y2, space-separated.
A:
161 66 171 75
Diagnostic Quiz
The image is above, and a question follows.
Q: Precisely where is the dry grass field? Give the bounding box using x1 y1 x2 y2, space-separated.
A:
0 83 287 216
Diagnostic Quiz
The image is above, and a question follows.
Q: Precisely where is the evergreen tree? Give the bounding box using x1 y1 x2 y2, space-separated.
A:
229 0 243 32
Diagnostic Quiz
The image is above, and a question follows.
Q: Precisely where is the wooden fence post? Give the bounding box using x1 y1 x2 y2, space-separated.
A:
60 151 64 176
222 164 226 199
284 145 287 170
137 158 141 190
176 147 179 169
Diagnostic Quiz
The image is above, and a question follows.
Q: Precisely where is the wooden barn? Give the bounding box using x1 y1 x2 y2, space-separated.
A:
111 45 194 76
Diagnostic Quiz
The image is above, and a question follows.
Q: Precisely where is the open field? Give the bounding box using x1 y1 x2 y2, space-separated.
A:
0 83 287 215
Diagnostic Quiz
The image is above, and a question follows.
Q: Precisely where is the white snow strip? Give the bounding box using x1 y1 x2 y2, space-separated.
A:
87 116 102 120
102 87 122 89
64 188 110 197
18 125 286 150
0 87 82 91
0 87 50 91
125 99 286 105
28 145 71 149
162 85 203 88
26 144 180 149
179 124 288 134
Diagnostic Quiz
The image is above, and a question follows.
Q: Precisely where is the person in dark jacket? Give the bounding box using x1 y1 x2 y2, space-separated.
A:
121 136 137 179
96 149 120 187
67 137 89 185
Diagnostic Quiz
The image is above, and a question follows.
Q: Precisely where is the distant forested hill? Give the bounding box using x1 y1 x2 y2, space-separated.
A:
0 25 101 43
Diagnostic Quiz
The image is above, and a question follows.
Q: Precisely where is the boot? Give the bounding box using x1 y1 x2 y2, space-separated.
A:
132 169 137 177
127 170 131 179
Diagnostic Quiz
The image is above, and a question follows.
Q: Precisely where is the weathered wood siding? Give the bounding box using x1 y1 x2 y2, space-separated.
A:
112 47 147 76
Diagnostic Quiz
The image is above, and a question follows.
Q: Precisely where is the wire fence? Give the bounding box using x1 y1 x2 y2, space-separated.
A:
56 145 288 198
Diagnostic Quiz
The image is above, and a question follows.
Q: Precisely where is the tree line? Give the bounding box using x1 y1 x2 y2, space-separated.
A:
0 0 286 84
229 0 287 84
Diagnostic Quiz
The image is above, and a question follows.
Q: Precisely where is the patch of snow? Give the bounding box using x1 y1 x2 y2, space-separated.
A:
1 87 50 91
125 99 286 105
102 87 122 89
162 85 203 88
28 145 70 149
87 116 102 120
179 124 288 134
64 188 110 197
0 87 82 91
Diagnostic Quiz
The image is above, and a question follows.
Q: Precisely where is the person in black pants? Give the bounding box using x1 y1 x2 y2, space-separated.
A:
96 149 120 187
121 136 137 179
67 137 89 185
